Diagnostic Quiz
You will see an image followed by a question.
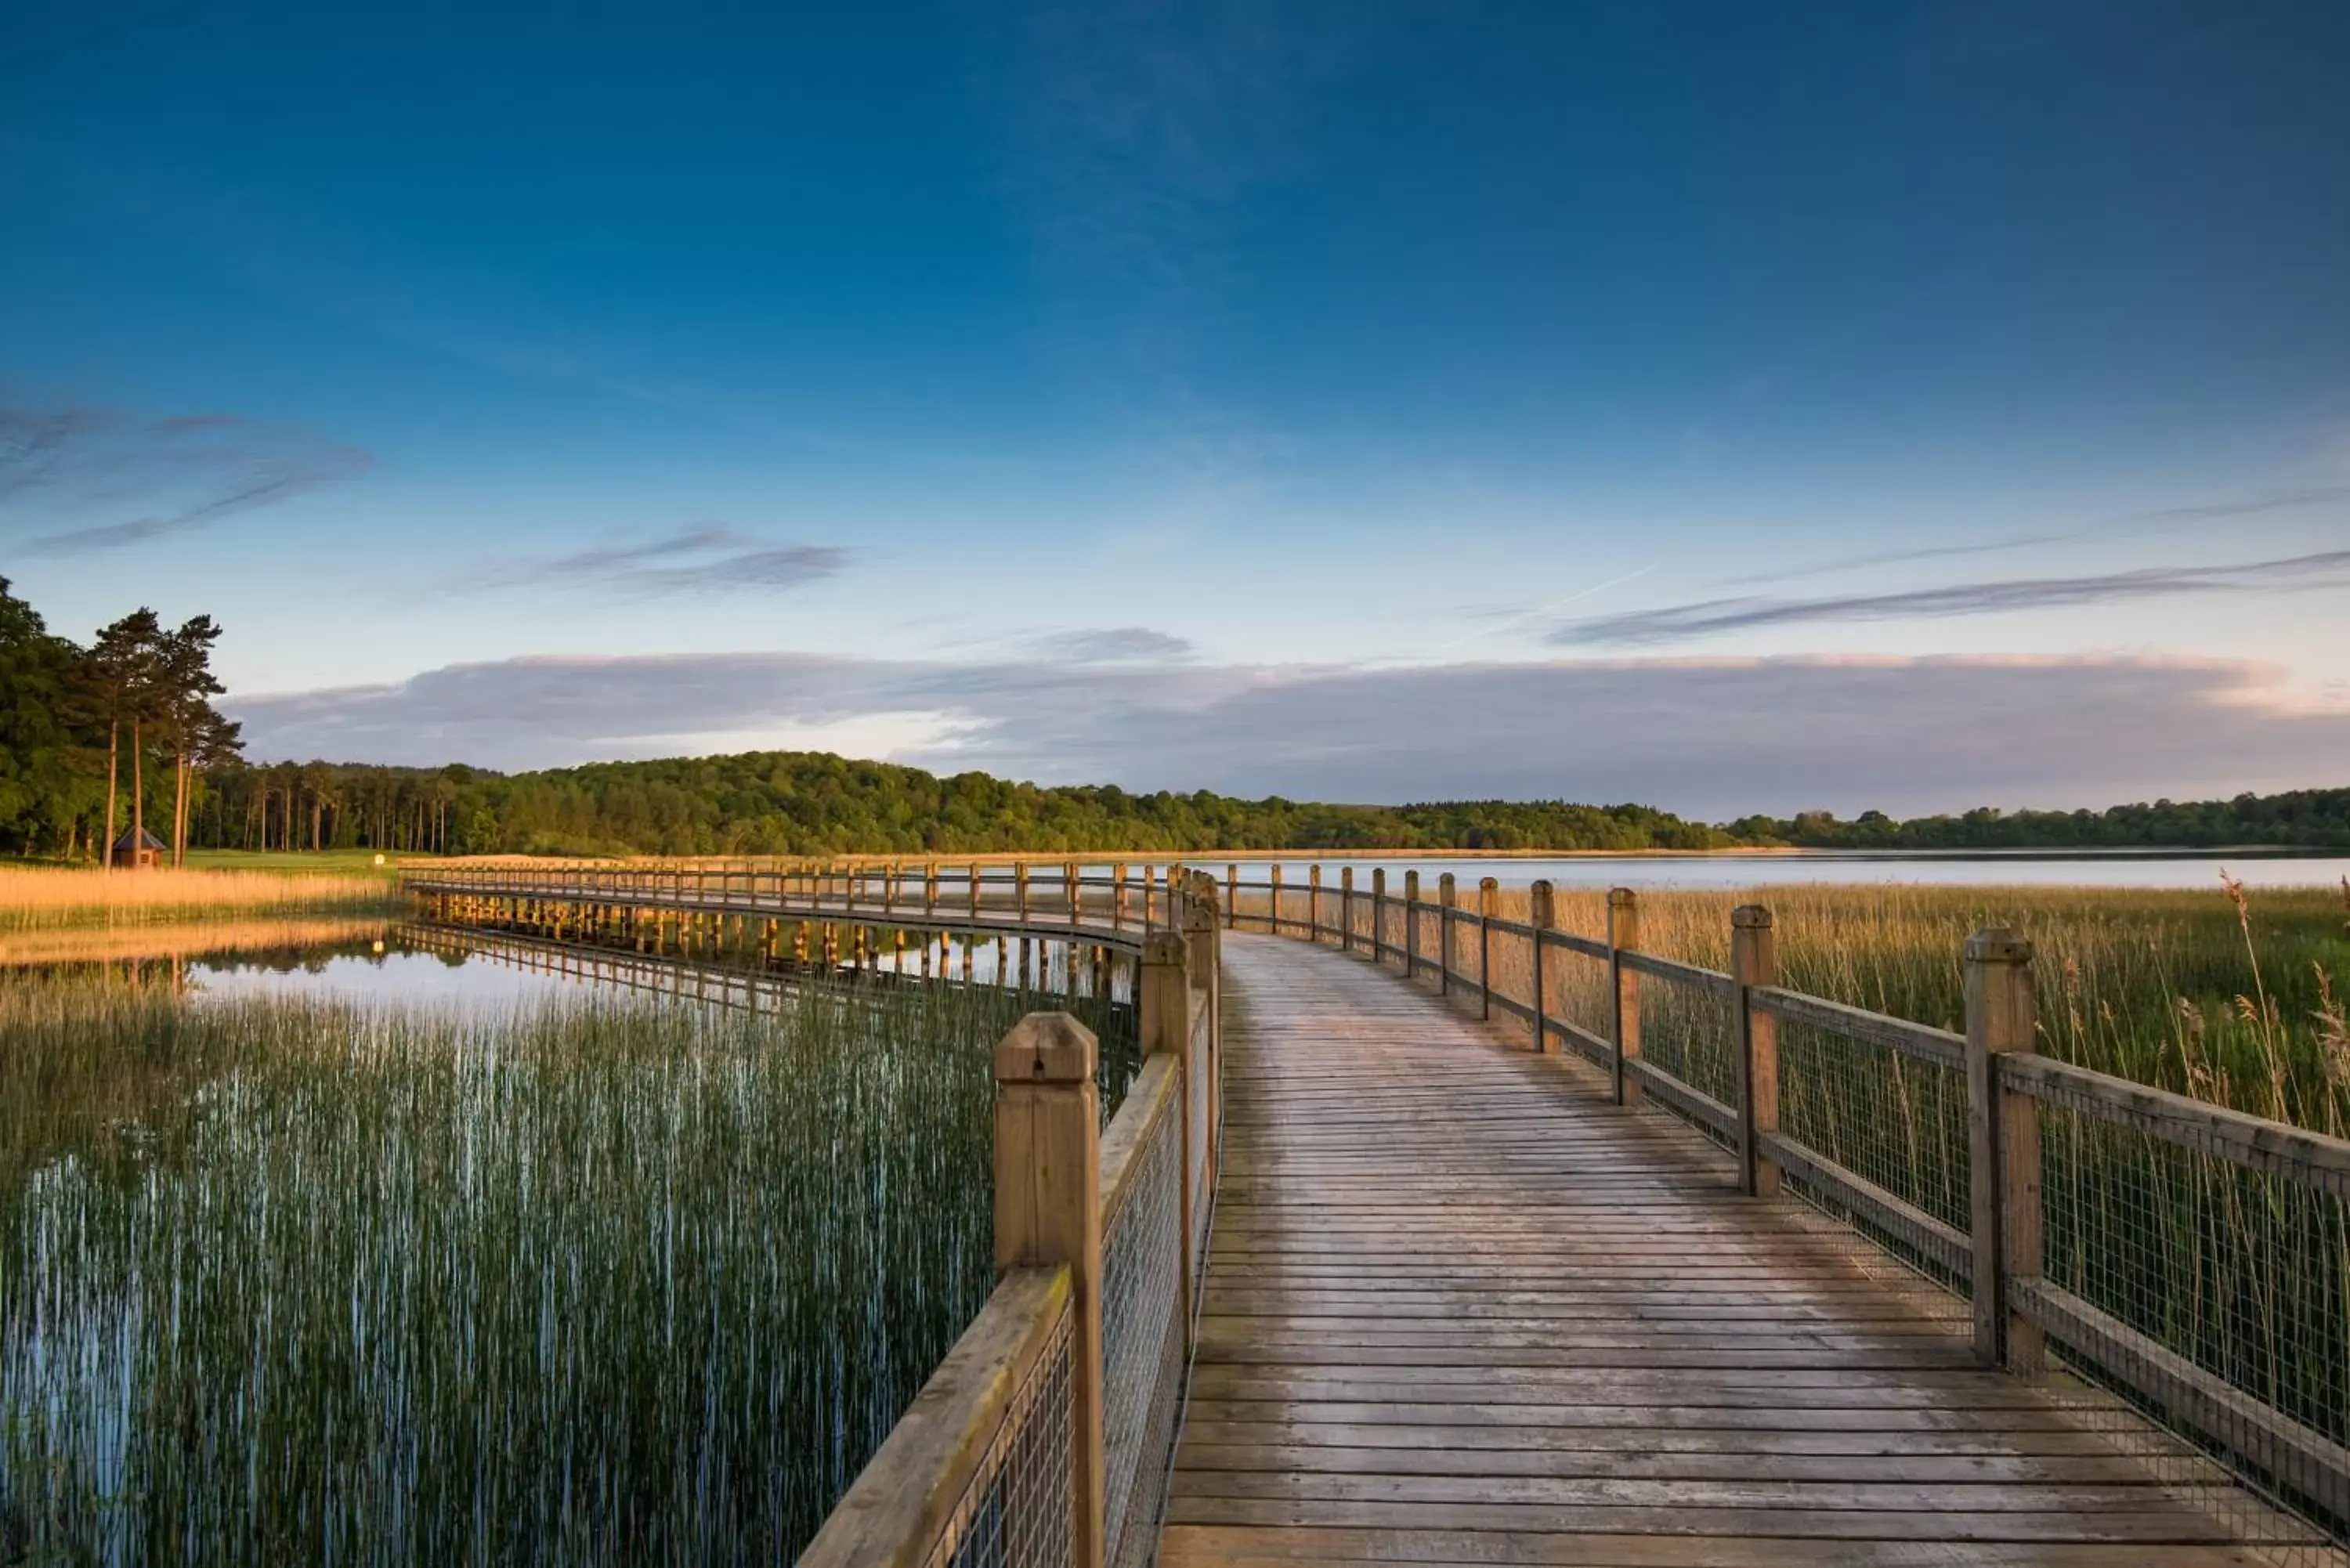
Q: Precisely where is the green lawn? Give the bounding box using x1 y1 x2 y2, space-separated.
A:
179 848 441 877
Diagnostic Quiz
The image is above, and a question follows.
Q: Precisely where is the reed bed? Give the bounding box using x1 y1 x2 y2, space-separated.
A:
0 915 389 970
0 961 1132 1563
1240 877 2350 1129
0 867 397 931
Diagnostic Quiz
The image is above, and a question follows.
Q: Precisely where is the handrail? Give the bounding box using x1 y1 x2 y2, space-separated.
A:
2001 1053 2350 1190
401 862 1223 1568
798 1265 1074 1568
403 856 2347 1551
1210 858 2350 1551
401 862 1191 955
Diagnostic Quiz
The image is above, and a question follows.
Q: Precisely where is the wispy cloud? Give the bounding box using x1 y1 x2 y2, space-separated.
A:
472 526 852 598
228 649 2350 818
0 403 371 555
1553 548 2350 648
1730 486 2350 589
1028 626 1196 663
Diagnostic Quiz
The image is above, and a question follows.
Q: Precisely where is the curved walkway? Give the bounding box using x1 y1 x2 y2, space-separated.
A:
1160 933 2317 1566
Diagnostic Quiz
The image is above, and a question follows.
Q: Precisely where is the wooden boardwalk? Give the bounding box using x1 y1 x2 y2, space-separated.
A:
1161 933 2318 1567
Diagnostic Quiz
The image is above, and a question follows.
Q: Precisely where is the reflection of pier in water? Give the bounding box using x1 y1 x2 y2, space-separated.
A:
403 917 1133 1013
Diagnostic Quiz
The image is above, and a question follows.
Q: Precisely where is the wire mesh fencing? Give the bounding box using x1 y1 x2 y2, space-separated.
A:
1628 958 1740 1151
1097 1089 1186 1568
1768 1009 1973 1299
930 1295 1076 1568
2017 1069 2350 1559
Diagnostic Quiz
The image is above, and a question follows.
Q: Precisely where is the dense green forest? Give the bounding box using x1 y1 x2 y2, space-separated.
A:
7 578 2348 859
1 576 238 864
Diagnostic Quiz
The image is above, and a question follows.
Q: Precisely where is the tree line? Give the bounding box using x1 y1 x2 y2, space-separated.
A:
7 577 2348 861
179 755 2350 859
0 577 240 863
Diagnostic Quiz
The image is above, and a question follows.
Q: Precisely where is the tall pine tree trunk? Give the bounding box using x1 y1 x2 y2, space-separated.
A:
132 719 145 868
172 742 190 868
103 721 119 873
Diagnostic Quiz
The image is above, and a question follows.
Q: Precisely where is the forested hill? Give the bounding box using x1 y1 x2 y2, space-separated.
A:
1730 790 2350 854
182 751 2350 859
184 752 1737 858
13 580 2345 862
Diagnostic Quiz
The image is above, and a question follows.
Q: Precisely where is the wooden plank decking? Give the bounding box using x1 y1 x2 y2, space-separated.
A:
1160 933 2329 1567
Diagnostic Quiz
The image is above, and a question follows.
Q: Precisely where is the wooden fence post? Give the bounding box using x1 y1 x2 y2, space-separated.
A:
1403 872 1420 977
1067 861 1081 929
1340 866 1354 952
924 861 938 919
1609 887 1640 1107
1529 880 1554 1053
1309 864 1323 942
993 1012 1105 1566
1112 863 1127 930
967 862 982 921
1965 928 2044 1376
1732 905 1779 1198
1225 864 1238 931
1477 877 1499 1020
1437 873 1456 997
1140 930 1198 1353
1371 868 1387 963
1016 862 1031 923
1268 864 1282 936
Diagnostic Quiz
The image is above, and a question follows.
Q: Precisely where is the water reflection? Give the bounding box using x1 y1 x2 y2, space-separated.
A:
1209 851 2350 891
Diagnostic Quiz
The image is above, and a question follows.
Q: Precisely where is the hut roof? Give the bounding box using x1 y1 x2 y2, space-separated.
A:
111 826 168 851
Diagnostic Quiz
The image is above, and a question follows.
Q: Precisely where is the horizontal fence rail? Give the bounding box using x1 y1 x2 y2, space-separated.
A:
1205 860 2350 1552
642 869 1219 1568
402 861 1200 953
403 854 2348 1555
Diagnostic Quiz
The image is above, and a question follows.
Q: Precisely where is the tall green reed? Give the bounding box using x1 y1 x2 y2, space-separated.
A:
2 963 1130 1563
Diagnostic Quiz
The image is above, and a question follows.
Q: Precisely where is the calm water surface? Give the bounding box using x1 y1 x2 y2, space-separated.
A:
1210 851 2350 891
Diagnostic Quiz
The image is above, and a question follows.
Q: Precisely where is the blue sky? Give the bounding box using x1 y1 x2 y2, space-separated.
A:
5 1 2348 815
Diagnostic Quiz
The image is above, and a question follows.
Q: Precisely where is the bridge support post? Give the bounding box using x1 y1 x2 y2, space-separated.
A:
1733 905 1780 1198
1142 929 1195 1353
1437 873 1455 998
1530 880 1554 1052
1185 873 1222 1176
1404 872 1419 978
1966 929 2044 1376
1478 877 1499 1020
1609 887 1641 1106
992 1013 1105 1568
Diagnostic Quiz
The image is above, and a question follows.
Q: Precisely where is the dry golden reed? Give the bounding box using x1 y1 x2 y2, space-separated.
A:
0 867 393 930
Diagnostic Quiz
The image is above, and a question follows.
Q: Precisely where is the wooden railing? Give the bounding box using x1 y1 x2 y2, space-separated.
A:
401 860 1198 950
403 860 1224 1568
403 861 1223 1568
399 854 2348 1550
1222 864 2350 1545
797 881 1217 1568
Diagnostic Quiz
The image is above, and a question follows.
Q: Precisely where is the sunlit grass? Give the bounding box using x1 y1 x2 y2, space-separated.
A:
0 866 398 932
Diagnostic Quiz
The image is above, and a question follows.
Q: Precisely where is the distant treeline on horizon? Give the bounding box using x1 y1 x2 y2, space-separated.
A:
122 752 2350 860
8 578 2346 859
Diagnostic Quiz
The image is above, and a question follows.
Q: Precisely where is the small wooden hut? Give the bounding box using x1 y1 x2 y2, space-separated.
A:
109 826 168 869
